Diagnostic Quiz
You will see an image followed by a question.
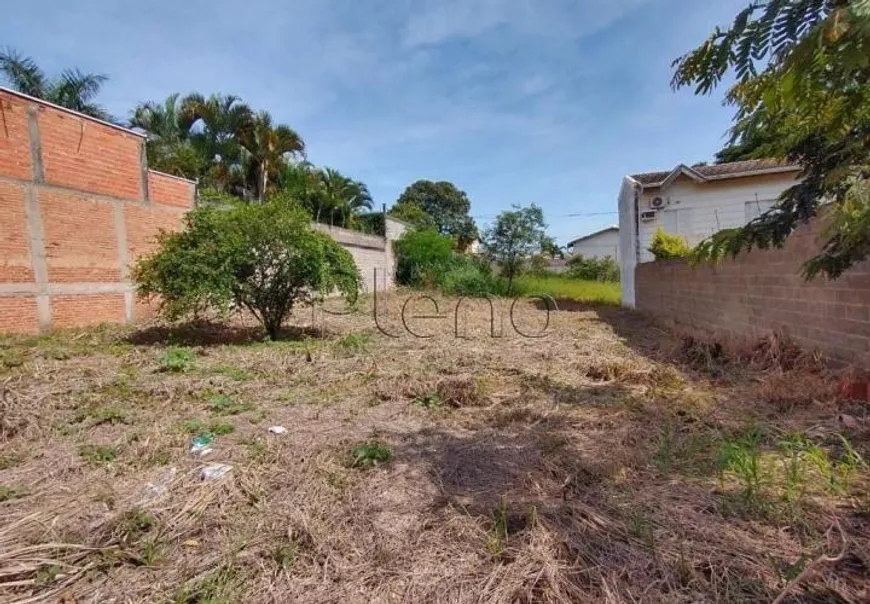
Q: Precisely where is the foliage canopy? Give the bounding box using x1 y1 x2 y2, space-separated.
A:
0 48 111 120
673 0 870 279
482 204 547 292
392 180 478 248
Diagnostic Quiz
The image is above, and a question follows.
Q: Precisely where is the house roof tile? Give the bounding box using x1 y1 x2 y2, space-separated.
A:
631 159 799 188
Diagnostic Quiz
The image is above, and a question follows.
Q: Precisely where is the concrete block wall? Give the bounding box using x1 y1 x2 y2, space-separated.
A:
635 217 870 369
0 88 195 333
313 217 406 293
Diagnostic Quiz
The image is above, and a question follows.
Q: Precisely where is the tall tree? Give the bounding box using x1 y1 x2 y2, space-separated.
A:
130 93 202 178
238 111 305 203
319 168 373 227
393 180 477 239
673 0 870 278
0 48 111 120
182 93 254 194
482 204 546 292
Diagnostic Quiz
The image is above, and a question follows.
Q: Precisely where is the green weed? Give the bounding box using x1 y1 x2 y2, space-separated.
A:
626 507 656 551
333 332 371 356
0 485 29 501
412 390 443 410
487 496 510 559
209 423 235 436
181 418 206 434
91 407 131 426
208 395 254 416
211 365 254 381
350 441 392 469
158 347 195 373
717 429 765 505
79 444 118 465
0 453 23 470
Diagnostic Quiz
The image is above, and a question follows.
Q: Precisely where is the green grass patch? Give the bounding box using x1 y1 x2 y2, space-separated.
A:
158 347 195 373
0 453 24 470
209 423 235 436
513 275 621 305
333 332 371 356
79 444 118 465
0 485 29 501
208 395 254 416
210 365 254 381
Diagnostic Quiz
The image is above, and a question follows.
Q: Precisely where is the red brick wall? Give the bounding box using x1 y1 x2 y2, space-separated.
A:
40 190 119 283
38 105 144 201
148 171 195 208
0 297 39 334
51 294 126 328
0 89 196 333
635 218 870 368
0 181 32 283
0 95 33 180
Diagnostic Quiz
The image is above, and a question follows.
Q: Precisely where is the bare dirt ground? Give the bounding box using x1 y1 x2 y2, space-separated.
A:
0 293 868 603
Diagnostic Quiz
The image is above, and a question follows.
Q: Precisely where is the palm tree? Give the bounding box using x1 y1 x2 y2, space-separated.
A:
182 93 254 193
319 168 373 227
0 48 110 120
130 94 202 178
238 111 305 203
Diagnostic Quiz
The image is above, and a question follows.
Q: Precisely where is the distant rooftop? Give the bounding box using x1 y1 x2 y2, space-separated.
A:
631 159 800 189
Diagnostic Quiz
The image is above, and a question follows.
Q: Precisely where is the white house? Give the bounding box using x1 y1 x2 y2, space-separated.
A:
566 226 619 261
618 159 802 307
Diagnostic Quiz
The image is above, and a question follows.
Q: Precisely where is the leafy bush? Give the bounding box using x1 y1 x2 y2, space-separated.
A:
566 255 619 282
437 256 508 297
648 228 691 260
133 202 360 339
393 229 454 287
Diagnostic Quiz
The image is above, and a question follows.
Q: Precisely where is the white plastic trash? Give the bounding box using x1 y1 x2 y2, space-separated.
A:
268 426 288 435
200 463 232 481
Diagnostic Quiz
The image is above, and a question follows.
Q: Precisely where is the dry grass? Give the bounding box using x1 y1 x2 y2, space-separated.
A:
0 293 868 603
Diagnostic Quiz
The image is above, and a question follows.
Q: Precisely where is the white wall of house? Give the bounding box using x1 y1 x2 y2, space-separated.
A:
637 172 797 263
569 228 620 262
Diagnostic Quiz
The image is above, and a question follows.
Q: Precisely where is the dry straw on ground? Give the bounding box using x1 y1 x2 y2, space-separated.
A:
0 293 868 603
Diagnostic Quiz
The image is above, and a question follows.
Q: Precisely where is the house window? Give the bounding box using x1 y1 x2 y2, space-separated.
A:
660 208 693 235
745 200 774 222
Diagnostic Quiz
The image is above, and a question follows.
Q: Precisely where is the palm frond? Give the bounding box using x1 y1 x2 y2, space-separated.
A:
0 47 46 97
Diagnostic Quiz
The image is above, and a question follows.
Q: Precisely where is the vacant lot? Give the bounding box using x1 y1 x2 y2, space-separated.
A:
0 293 868 603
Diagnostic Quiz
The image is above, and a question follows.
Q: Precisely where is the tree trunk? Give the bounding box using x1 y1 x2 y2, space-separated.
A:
265 319 281 341
258 162 268 204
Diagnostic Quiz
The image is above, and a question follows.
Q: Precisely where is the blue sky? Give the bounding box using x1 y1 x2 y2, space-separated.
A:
4 0 748 244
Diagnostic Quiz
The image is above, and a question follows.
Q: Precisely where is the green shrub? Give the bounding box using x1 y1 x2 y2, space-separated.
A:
566 255 620 282
437 256 507 297
648 228 691 260
393 229 454 287
133 202 360 339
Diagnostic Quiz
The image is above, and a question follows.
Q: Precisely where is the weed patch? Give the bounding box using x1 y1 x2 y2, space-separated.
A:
208 395 254 416
79 444 118 465
0 484 29 501
158 347 195 373
350 441 392 469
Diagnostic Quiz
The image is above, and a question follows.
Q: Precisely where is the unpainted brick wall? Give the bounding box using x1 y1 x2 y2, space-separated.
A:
635 218 870 368
0 89 194 333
